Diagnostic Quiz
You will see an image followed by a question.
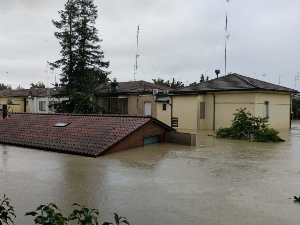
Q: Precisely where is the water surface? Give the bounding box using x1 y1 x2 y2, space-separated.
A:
1 122 300 224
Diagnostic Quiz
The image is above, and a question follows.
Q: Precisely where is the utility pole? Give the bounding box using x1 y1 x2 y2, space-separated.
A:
134 24 140 81
224 0 230 76
279 75 283 86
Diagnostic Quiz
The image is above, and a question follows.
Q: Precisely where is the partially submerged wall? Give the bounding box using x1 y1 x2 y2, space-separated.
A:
165 132 196 146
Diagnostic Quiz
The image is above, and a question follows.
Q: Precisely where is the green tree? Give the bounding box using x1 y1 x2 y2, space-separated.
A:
30 81 45 88
152 78 184 89
292 96 300 119
200 74 209 82
15 85 24 90
49 0 110 114
0 83 12 90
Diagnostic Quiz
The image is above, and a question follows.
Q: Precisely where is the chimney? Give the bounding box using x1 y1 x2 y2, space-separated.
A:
111 78 118 92
215 69 220 79
2 104 7 119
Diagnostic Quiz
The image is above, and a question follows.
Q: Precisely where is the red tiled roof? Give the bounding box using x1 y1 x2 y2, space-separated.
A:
0 88 62 97
0 113 171 157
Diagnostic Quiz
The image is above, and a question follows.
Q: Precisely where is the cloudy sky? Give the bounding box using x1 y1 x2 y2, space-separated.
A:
0 0 299 90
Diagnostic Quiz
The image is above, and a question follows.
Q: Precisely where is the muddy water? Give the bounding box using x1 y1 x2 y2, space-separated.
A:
1 122 300 225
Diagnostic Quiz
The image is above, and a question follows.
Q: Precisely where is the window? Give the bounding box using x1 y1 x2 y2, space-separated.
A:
102 98 128 114
200 102 205 119
163 103 167 111
264 101 269 118
54 123 69 127
172 117 178 127
39 101 46 111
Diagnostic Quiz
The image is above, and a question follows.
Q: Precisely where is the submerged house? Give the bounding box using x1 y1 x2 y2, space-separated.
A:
0 113 195 157
94 80 173 117
155 73 298 130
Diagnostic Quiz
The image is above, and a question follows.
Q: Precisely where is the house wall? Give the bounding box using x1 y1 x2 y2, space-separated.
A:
0 97 28 113
156 102 171 126
254 92 291 129
131 95 157 117
29 97 67 113
97 95 158 117
170 91 291 130
104 121 166 155
214 92 256 129
172 95 198 130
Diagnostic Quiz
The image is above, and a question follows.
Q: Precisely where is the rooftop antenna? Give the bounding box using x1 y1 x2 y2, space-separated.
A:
295 72 299 90
134 24 140 81
224 0 230 76
279 75 283 86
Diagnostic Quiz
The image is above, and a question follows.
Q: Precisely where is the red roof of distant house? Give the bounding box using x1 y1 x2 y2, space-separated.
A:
0 113 174 157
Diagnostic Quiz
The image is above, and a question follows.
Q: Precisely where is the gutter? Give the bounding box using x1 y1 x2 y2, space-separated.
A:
212 93 216 130
169 96 173 127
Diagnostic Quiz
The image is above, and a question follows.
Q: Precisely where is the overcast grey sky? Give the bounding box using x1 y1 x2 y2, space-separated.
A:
0 0 299 90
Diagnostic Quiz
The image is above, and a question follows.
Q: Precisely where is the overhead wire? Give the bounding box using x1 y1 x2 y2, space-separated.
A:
228 21 258 78
205 27 223 76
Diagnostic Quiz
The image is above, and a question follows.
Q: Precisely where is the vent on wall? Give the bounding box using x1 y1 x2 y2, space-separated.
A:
7 99 13 104
171 117 178 127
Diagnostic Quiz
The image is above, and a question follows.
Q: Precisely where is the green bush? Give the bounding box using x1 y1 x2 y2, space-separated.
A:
215 108 283 142
1 194 129 225
0 195 15 225
253 128 282 142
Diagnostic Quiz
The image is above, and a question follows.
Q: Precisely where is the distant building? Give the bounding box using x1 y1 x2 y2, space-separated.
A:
28 88 66 113
94 80 173 117
0 89 30 113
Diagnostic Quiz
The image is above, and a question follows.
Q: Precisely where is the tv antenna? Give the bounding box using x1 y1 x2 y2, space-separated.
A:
295 72 299 90
134 24 140 81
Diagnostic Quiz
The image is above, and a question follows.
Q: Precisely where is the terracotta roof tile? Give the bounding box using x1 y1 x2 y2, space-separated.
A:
0 88 62 97
0 113 165 157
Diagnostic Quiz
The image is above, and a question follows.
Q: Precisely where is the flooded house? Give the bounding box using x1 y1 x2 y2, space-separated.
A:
156 73 298 130
0 112 195 157
94 79 173 117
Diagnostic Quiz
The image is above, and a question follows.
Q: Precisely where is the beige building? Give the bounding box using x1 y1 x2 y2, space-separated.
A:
156 74 297 130
0 88 65 114
0 89 30 113
94 80 173 118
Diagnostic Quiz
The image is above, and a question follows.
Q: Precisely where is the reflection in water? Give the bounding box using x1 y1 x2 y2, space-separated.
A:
1 122 300 224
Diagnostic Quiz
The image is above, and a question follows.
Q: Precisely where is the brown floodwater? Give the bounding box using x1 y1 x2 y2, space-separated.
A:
1 121 300 225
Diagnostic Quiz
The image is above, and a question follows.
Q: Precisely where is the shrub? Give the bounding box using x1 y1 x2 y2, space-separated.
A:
253 128 282 142
0 195 15 225
25 203 68 225
215 108 283 142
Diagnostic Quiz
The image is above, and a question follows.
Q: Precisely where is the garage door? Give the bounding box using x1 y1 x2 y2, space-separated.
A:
144 136 159 145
